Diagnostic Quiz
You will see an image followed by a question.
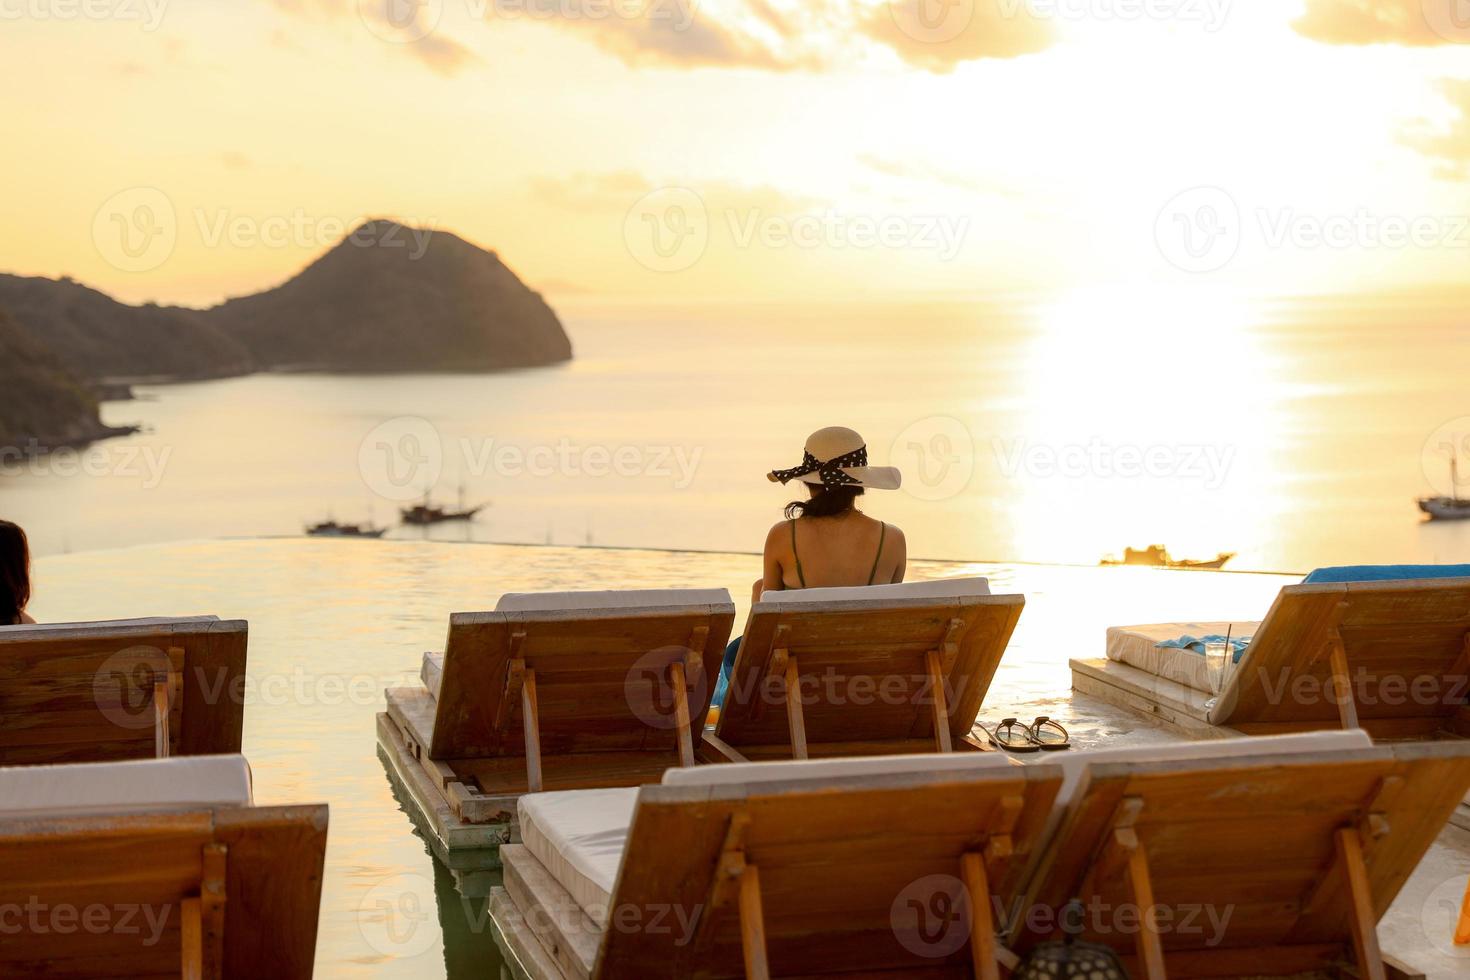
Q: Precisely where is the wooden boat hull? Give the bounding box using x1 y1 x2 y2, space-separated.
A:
1420 497 1470 521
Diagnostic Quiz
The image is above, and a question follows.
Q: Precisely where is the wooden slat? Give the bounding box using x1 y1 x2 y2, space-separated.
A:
783 655 809 761
522 669 543 794
0 619 246 766
428 603 735 760
1013 743 1470 972
960 852 998 980
1221 580 1470 729
716 594 1023 754
592 763 1062 979
927 650 953 754
500 844 598 980
739 865 772 980
0 803 326 979
1337 827 1386 980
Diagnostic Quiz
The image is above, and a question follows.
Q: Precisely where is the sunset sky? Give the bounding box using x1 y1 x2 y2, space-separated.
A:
5 0 1470 306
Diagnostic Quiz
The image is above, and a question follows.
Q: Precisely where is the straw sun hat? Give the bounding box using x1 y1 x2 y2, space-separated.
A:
767 426 902 492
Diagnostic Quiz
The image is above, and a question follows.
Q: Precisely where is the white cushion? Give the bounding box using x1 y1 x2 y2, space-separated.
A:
1106 622 1259 694
0 755 254 818
0 616 220 636
495 589 732 613
662 751 1017 788
757 577 990 606
1052 730 1374 813
422 652 444 700
517 787 640 928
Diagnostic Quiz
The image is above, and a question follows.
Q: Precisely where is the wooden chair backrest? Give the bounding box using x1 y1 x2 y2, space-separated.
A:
0 802 328 978
429 603 736 760
1015 743 1470 975
1219 578 1470 737
595 762 1062 979
0 618 248 765
714 594 1023 749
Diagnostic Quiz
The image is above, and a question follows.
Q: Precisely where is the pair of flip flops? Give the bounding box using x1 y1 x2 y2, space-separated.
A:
984 716 1070 752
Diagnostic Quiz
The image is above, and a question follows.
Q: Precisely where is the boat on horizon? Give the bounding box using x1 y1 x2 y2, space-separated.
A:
401 485 486 526
1101 544 1236 570
1418 450 1470 521
305 519 388 538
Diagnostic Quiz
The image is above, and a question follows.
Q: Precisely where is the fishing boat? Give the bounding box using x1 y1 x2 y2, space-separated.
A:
400 485 486 526
1101 544 1235 570
305 519 387 538
1419 450 1470 520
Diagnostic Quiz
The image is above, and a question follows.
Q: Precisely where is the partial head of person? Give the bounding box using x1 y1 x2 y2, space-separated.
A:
0 520 31 626
760 426 907 594
768 425 902 519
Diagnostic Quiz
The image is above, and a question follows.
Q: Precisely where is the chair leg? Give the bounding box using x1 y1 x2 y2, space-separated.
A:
181 897 202 980
670 661 696 767
1455 873 1470 946
782 656 808 760
521 669 543 793
200 843 227 978
1336 828 1387 980
926 650 954 753
180 843 228 980
738 864 771 980
960 852 999 980
1326 633 1362 731
153 679 171 759
1117 830 1167 980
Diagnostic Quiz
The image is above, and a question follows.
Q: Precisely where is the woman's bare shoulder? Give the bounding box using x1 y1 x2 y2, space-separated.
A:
18 611 36 624
764 520 791 548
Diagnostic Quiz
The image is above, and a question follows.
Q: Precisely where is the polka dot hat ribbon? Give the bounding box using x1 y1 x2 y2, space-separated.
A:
769 446 869 487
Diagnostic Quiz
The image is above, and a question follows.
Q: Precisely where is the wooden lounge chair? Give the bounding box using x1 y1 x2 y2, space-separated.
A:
489 752 1063 979
1071 576 1470 742
377 589 735 870
0 617 248 766
702 578 1022 763
0 754 328 978
1011 732 1470 979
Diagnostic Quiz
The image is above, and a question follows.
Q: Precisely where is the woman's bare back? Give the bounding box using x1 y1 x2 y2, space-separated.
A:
762 512 907 594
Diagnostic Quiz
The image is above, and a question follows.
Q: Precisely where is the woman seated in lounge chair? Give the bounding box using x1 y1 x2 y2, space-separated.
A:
0 520 35 625
711 427 907 709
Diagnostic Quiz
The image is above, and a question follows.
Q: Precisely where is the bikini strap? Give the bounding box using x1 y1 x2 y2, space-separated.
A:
867 522 887 586
789 519 807 589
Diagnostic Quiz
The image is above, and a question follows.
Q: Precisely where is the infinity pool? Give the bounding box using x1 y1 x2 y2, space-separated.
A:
27 539 1469 977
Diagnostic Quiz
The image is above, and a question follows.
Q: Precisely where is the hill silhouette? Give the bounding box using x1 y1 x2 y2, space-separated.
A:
207 221 572 372
0 222 572 446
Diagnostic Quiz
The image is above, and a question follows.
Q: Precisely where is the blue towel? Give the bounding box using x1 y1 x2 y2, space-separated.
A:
1303 564 1470 584
1156 634 1253 664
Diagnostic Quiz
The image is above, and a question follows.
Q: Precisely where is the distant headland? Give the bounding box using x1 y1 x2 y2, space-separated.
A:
0 221 573 450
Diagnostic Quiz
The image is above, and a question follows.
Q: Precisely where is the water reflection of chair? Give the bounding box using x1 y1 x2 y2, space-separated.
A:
0 617 248 766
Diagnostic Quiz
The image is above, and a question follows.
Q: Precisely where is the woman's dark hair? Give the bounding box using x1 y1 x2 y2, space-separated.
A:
785 484 864 520
0 521 31 625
